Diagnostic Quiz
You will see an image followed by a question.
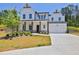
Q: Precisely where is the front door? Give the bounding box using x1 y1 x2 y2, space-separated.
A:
37 25 40 33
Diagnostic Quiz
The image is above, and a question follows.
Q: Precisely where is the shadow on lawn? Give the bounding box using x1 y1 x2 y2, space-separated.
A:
0 36 13 40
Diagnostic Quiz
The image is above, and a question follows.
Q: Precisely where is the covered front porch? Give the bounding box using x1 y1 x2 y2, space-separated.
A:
19 20 48 33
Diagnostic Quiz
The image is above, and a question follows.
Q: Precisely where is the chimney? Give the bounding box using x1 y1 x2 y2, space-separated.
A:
23 3 31 8
54 9 60 13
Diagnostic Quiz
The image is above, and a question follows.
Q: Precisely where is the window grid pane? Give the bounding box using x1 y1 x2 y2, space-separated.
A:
23 14 26 19
29 14 32 19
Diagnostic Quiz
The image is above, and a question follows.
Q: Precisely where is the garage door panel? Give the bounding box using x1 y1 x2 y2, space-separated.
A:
49 23 67 33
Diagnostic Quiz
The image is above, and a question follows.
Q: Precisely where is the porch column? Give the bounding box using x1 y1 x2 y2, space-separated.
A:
19 22 23 31
40 21 41 32
47 22 49 33
32 21 33 32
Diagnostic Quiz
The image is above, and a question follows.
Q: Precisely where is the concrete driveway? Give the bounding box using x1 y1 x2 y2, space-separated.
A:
0 34 79 55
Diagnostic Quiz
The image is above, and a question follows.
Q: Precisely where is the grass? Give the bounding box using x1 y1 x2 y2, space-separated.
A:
68 26 79 36
0 31 7 37
70 32 79 36
0 32 51 52
0 24 6 28
68 26 79 31
0 25 51 52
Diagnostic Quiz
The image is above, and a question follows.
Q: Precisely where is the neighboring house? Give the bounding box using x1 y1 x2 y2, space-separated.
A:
19 4 67 33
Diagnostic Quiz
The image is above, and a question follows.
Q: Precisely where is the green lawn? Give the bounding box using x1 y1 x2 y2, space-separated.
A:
68 26 79 36
68 26 79 31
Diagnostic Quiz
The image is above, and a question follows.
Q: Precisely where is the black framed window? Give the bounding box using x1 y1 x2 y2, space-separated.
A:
59 17 61 21
23 22 26 31
43 25 45 29
23 14 26 19
29 25 32 32
51 17 53 21
29 14 32 19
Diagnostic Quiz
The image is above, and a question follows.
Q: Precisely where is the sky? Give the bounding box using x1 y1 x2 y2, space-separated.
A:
0 3 79 12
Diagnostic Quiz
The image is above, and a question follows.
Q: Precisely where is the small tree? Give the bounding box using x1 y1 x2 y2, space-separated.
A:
2 9 20 33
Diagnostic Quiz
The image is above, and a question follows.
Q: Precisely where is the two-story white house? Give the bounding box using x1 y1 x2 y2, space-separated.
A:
19 4 67 33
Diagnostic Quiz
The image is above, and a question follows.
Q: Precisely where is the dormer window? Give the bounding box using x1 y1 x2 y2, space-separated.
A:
44 15 46 20
29 14 32 19
59 17 61 21
23 14 26 19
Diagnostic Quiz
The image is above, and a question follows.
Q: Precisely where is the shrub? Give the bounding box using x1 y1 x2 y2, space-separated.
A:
24 32 28 36
16 32 19 36
12 32 16 37
19 32 23 36
24 31 32 36
5 34 10 39
40 31 48 34
27 31 32 36
6 34 9 37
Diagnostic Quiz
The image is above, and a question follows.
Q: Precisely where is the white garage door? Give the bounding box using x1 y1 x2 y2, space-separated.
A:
49 23 67 33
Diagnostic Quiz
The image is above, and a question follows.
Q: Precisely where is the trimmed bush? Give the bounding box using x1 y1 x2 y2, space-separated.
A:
40 31 48 34
5 31 32 40
12 32 16 37
5 33 11 39
19 32 23 36
16 32 19 36
24 32 28 36
27 31 32 36
6 34 9 37
24 31 32 36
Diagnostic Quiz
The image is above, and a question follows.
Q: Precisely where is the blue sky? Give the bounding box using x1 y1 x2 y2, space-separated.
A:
0 3 79 12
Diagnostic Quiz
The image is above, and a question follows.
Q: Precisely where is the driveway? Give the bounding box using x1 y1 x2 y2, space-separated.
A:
0 34 79 55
